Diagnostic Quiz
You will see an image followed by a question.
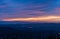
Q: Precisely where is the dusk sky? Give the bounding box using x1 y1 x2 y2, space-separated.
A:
0 0 60 22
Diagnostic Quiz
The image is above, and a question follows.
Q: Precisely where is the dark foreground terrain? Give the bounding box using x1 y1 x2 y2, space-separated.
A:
0 23 60 39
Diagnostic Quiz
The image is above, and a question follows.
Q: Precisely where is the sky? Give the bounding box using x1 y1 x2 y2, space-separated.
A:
0 0 60 22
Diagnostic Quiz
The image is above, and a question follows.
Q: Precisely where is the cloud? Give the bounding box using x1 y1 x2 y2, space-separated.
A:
48 7 60 15
0 0 60 23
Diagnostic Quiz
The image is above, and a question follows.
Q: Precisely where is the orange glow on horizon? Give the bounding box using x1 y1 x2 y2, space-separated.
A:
2 16 60 22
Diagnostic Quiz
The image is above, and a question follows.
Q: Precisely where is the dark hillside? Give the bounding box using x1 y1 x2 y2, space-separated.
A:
0 26 32 39
0 23 60 39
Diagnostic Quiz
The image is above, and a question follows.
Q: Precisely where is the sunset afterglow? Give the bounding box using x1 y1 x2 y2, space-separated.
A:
2 16 60 22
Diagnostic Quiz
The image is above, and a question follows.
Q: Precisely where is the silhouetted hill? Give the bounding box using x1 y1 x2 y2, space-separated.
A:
0 23 60 39
0 27 32 39
0 21 29 24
